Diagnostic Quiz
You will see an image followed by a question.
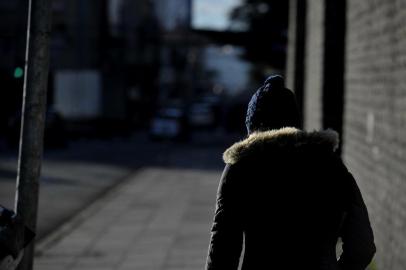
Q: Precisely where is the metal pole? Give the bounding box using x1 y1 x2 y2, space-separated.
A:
14 0 52 269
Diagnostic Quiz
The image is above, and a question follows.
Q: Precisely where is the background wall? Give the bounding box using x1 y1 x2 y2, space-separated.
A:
303 0 324 130
287 0 406 269
344 1 406 269
285 0 306 127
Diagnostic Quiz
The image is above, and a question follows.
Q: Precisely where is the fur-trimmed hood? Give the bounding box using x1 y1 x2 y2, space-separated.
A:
223 127 339 164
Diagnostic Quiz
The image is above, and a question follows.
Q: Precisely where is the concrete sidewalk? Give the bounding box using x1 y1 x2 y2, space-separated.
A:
34 167 220 270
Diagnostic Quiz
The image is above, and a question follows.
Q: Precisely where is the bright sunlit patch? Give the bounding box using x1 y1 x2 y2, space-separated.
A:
192 0 243 30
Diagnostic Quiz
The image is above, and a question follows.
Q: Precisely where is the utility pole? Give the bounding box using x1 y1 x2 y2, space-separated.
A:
14 0 52 270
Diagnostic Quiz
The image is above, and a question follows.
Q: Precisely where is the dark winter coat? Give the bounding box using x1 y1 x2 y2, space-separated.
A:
206 127 376 270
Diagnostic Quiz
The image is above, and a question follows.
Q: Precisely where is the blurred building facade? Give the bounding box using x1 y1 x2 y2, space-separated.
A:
50 0 114 135
0 0 118 139
0 1 27 140
0 1 27 70
286 0 406 269
0 0 200 140
51 0 108 70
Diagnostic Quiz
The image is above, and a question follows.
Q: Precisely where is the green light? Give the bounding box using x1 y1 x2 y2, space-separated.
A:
14 67 24 79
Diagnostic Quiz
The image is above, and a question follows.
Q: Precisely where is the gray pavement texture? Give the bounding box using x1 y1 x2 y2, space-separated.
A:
1 134 163 239
1 131 240 269
1 131 237 240
35 167 219 270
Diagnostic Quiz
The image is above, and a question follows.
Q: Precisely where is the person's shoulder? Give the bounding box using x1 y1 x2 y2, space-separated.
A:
222 128 340 165
220 162 245 180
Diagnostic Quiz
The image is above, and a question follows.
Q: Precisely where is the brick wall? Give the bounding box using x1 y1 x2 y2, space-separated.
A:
303 0 324 130
287 0 406 268
344 1 406 269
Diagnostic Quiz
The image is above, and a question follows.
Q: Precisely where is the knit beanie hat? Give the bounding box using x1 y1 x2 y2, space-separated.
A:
245 75 301 134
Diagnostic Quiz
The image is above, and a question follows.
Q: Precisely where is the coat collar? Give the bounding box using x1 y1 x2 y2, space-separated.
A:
223 127 339 164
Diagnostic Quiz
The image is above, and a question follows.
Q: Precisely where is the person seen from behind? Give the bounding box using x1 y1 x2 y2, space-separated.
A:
205 75 376 270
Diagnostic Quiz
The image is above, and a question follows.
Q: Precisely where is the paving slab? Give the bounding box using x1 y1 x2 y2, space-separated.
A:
34 167 221 270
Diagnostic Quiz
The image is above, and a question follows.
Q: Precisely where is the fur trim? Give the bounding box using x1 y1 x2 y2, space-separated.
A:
223 127 339 164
